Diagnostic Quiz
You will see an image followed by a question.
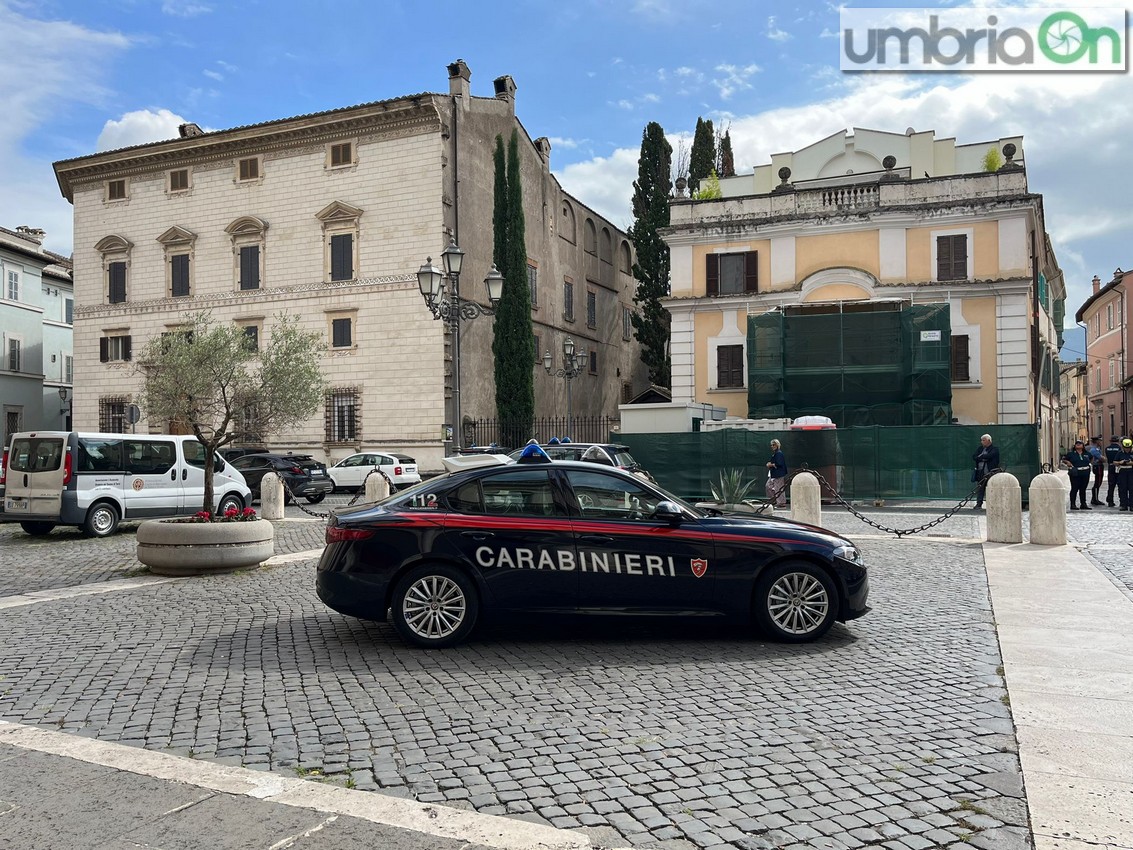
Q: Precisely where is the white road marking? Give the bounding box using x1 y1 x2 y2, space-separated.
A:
0 576 181 611
0 721 593 850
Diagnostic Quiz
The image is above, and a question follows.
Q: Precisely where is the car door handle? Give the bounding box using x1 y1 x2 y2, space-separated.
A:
170 469 176 481
579 534 613 544
461 531 494 541
182 469 187 481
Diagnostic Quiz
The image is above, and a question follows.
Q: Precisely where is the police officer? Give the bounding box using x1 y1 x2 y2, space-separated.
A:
1088 436 1105 505
1061 440 1093 510
1105 435 1123 507
1118 438 1133 511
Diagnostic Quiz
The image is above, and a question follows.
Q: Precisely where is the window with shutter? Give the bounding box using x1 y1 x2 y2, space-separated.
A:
239 245 260 290
331 318 352 348
717 345 745 388
238 157 259 181
950 334 970 382
937 235 967 281
707 252 757 296
563 280 574 321
171 254 190 297
108 262 127 304
329 142 352 167
330 234 353 281
586 290 596 328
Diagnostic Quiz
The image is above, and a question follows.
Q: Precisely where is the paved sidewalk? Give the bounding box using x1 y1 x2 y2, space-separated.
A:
984 543 1133 850
0 721 595 850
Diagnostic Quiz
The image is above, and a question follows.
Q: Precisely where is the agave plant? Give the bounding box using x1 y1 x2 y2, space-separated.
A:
710 468 759 505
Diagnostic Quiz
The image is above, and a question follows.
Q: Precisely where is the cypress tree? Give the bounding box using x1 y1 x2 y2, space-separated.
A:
491 129 535 445
492 136 506 268
627 122 672 388
689 117 715 192
719 130 736 178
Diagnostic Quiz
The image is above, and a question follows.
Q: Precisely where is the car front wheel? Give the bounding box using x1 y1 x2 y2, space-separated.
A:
753 561 838 642
391 564 478 648
218 493 244 514
83 502 120 538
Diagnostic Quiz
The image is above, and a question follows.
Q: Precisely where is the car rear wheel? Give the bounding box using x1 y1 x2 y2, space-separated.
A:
83 502 120 538
20 521 56 536
753 561 837 642
306 493 326 504
391 564 478 648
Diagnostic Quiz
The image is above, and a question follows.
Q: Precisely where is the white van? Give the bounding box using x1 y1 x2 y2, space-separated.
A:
1 431 252 537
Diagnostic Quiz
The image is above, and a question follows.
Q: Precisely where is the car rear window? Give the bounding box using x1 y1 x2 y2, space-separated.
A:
393 454 416 464
9 437 65 473
612 451 638 468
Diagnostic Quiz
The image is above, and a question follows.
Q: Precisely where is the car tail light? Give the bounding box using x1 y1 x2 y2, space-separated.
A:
289 466 304 475
326 525 374 543
0 450 6 486
63 451 73 486
394 466 402 476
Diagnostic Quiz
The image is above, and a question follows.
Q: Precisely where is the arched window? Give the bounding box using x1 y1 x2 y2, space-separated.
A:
94 234 133 305
560 201 576 244
225 216 269 291
599 227 613 265
619 241 632 274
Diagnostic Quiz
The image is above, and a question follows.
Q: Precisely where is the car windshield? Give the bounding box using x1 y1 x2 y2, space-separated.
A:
612 450 638 468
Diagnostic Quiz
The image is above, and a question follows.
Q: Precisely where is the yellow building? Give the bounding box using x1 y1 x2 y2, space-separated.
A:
661 128 1065 463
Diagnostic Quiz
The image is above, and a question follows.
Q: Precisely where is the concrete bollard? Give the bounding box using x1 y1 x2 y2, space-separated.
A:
790 472 822 526
1028 473 1067 546
364 471 391 503
260 472 285 520
985 472 1022 543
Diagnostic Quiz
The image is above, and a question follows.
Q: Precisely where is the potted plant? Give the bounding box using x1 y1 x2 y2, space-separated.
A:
697 468 770 515
133 312 326 575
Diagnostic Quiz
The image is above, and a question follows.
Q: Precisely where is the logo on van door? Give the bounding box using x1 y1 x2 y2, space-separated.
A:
132 478 145 491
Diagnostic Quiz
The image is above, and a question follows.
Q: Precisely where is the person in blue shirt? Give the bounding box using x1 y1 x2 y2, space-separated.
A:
764 439 788 508
1105 435 1124 507
1086 436 1105 505
1061 440 1093 510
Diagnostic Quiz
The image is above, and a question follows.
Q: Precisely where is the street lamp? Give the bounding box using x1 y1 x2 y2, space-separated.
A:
417 239 503 451
543 337 586 438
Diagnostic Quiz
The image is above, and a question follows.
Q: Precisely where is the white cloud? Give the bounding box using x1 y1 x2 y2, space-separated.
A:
97 108 188 152
549 136 582 150
203 69 223 81
711 63 760 100
767 16 792 42
554 148 641 230
161 0 212 17
613 99 634 111
642 93 661 103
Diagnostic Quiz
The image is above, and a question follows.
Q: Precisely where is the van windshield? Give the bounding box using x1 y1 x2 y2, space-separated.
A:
9 437 65 473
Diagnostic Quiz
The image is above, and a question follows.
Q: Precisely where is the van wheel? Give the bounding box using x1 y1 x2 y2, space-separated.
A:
218 493 244 515
83 502 120 538
20 521 56 536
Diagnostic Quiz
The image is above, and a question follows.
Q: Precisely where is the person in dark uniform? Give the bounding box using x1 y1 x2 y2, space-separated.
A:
1061 440 1092 510
1105 435 1123 507
1118 438 1133 511
1087 436 1105 505
972 434 999 510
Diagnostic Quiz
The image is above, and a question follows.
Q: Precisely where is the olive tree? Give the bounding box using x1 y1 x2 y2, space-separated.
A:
137 312 326 515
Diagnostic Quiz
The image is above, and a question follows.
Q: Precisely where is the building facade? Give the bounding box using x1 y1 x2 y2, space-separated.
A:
1058 361 1088 451
660 128 1065 463
53 61 645 470
1076 268 1132 439
0 225 74 448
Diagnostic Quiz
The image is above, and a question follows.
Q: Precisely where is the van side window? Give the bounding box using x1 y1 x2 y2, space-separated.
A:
124 440 176 475
183 440 208 469
78 438 124 472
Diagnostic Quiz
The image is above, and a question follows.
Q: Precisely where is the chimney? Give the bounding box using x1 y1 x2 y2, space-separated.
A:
493 75 516 114
179 122 203 138
534 137 551 168
447 59 471 106
1093 275 1101 294
15 226 45 245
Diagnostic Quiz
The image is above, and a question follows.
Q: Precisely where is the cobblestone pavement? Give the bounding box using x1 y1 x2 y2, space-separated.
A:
0 514 1034 850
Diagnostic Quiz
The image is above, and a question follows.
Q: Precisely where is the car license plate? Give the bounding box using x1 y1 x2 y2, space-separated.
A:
311 470 325 477
5 497 27 512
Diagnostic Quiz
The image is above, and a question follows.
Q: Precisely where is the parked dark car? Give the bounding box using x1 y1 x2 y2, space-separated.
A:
230 453 334 504
218 446 268 461
317 450 869 648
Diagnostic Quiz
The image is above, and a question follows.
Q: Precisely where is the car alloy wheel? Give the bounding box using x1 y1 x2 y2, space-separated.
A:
391 564 478 648
754 561 837 642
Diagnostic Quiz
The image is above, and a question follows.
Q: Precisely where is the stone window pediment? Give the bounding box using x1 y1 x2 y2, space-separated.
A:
224 216 269 237
315 201 363 225
156 226 197 247
799 267 878 302
94 234 134 254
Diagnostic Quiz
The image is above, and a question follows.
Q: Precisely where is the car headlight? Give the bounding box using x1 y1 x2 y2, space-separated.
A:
833 544 863 564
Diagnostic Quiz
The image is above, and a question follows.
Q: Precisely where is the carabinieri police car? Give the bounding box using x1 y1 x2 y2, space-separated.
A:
316 447 870 648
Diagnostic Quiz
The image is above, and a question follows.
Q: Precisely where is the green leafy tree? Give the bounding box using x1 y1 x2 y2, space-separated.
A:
137 312 325 514
689 116 716 192
491 129 535 446
718 130 736 178
627 121 672 388
982 146 1003 172
694 169 722 200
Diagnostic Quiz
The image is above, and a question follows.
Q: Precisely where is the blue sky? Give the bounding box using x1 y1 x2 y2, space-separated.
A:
3 0 1130 361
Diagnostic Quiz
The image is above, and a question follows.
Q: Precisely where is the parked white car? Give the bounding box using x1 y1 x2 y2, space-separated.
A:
328 452 421 491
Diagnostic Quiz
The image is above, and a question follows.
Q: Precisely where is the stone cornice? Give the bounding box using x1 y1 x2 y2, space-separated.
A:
73 275 419 319
54 99 442 202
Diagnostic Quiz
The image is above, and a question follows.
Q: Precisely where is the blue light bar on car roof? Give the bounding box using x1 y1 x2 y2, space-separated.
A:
516 444 552 464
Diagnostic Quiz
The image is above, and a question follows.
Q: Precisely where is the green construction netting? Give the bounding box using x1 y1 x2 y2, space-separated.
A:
748 303 952 426
618 425 1040 503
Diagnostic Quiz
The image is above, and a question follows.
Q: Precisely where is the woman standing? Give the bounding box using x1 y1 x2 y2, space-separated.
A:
1061 439 1093 510
765 439 788 508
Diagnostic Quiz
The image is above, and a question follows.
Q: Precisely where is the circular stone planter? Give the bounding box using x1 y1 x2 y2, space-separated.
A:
136 519 275 576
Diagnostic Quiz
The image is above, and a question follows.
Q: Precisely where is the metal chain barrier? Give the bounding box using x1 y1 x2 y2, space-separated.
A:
277 468 395 521
787 463 1003 538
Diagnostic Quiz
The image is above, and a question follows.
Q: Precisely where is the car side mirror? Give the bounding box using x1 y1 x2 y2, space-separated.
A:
651 500 683 524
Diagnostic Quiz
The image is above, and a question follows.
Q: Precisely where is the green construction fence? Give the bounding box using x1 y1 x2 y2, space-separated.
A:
618 425 1041 503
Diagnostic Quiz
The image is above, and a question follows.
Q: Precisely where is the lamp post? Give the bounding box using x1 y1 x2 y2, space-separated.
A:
543 337 586 438
417 239 503 452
